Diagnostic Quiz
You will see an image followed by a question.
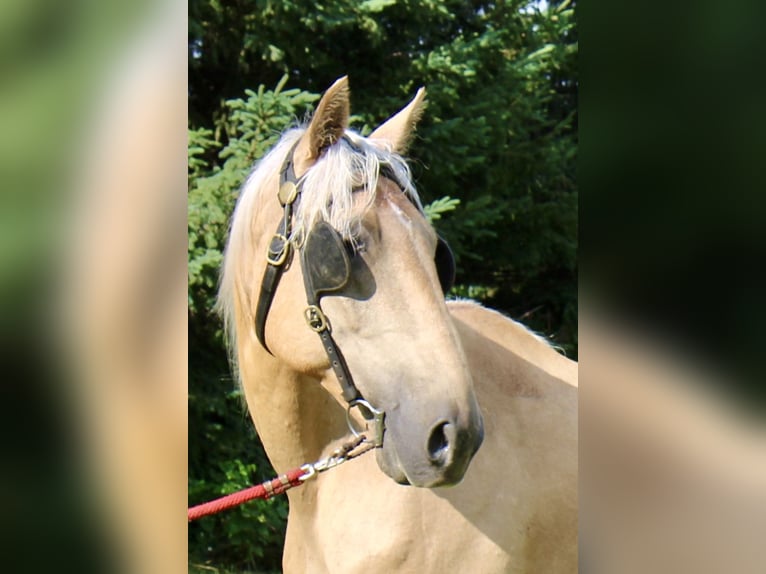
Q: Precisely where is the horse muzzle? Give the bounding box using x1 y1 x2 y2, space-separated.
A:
377 405 484 488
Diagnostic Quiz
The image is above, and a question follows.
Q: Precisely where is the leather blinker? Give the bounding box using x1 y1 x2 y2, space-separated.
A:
301 222 352 302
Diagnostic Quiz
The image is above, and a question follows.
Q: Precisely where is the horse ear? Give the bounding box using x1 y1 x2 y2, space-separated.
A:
370 87 427 153
294 76 350 175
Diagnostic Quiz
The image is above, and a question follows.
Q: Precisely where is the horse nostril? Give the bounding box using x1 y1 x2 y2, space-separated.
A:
427 421 453 466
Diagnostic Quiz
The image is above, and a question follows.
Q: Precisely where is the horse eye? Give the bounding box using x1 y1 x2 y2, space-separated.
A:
343 240 365 257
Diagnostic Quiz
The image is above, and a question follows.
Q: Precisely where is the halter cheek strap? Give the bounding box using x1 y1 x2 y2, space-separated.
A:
300 221 358 404
254 140 301 354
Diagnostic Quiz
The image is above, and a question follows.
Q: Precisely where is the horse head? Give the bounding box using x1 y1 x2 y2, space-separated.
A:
221 77 483 488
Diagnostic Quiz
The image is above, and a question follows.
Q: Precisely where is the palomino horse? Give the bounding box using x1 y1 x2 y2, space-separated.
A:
218 77 578 573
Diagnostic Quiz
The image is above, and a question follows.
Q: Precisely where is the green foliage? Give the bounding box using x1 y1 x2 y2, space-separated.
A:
423 196 460 222
189 1 577 570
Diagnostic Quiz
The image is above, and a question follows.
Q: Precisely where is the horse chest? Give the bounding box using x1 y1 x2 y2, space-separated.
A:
283 464 524 573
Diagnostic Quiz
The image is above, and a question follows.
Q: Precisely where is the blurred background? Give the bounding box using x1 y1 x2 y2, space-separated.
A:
0 0 186 571
580 0 766 571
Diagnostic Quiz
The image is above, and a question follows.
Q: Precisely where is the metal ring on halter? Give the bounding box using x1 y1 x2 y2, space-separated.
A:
304 305 328 332
266 233 290 266
346 399 386 447
290 227 306 249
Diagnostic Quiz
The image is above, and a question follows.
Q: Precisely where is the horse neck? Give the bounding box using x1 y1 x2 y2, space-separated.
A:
238 348 349 472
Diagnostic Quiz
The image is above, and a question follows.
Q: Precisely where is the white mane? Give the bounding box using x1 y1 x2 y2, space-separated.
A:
217 126 422 371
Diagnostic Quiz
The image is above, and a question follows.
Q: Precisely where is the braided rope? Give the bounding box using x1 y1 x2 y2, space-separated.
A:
188 467 305 522
188 435 375 522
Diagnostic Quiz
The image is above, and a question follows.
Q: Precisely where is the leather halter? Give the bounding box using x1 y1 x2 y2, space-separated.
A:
253 137 385 442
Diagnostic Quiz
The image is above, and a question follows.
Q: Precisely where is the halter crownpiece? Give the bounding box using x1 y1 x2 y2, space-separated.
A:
253 135 457 446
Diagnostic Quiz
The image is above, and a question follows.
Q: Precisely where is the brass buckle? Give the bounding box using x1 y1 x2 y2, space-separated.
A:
304 305 328 332
266 233 290 266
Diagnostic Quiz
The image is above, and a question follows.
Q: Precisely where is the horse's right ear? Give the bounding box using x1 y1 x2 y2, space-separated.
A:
294 76 350 176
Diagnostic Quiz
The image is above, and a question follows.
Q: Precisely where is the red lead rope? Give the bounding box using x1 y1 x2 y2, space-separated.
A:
188 467 306 522
188 435 375 522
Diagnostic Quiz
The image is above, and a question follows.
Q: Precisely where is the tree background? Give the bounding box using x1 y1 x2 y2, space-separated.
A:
188 1 577 571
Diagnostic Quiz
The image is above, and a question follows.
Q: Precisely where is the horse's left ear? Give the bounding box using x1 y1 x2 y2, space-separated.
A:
370 87 427 153
294 76 351 175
